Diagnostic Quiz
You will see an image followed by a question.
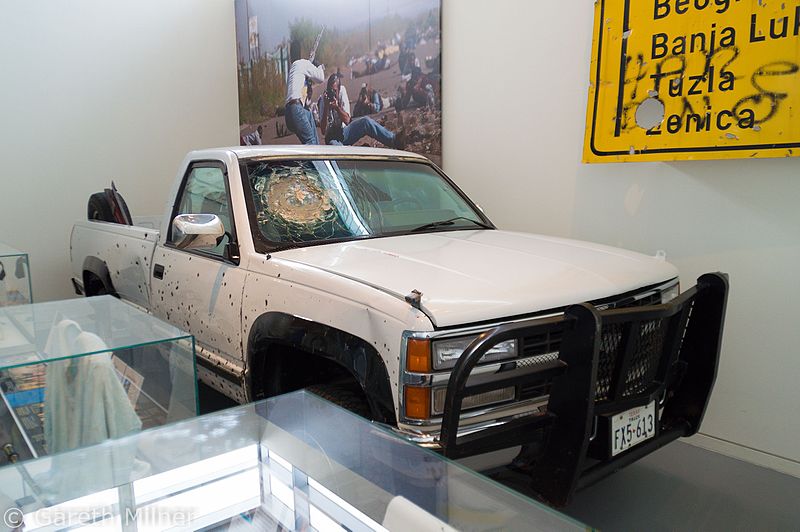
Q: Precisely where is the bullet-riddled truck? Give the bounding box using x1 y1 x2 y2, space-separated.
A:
70 146 728 506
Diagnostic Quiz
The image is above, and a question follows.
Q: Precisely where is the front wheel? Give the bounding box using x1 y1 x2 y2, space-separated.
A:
305 383 372 419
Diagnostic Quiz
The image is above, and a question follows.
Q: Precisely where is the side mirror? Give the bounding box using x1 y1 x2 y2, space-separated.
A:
172 214 225 250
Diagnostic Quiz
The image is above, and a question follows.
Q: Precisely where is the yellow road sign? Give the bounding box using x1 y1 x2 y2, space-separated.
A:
584 0 800 162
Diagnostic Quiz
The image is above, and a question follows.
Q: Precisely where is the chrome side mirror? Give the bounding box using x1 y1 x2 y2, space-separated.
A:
172 214 225 250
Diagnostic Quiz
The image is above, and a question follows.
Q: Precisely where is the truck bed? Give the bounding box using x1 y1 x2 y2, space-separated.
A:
70 220 159 308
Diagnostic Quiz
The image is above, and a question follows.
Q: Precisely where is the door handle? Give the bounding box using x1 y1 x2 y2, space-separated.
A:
153 264 165 280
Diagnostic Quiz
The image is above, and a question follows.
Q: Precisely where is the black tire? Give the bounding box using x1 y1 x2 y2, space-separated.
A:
87 191 132 225
84 272 110 297
87 192 115 222
305 383 372 419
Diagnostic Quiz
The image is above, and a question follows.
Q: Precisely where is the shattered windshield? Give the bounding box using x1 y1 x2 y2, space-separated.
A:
245 159 489 248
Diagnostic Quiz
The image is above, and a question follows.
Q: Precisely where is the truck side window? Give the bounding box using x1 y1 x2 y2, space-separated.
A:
170 165 233 258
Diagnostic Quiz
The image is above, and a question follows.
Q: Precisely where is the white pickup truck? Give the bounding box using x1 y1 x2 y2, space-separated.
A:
70 146 728 505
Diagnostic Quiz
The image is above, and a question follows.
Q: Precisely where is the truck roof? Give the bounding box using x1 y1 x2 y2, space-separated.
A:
198 145 431 161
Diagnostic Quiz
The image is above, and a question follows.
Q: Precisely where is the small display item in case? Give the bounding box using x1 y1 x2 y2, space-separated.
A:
0 295 197 464
0 242 32 307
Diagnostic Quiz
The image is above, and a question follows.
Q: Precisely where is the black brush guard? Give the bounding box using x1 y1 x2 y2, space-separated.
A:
439 272 728 506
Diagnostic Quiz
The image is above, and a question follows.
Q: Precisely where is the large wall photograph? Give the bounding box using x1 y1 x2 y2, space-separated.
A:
235 0 442 166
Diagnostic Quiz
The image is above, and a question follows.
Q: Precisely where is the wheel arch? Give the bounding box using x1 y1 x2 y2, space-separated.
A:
82 256 118 297
246 311 396 424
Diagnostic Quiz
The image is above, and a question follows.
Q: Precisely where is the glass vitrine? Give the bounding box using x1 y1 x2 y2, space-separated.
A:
0 243 32 307
0 390 586 531
0 295 197 464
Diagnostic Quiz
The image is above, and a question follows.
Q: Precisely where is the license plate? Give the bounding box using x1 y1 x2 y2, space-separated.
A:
610 401 656 456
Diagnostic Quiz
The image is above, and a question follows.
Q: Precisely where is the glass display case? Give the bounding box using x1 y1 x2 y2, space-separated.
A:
0 390 586 532
0 296 197 464
0 243 32 307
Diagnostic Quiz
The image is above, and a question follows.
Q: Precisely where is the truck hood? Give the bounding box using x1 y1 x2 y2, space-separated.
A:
275 230 679 327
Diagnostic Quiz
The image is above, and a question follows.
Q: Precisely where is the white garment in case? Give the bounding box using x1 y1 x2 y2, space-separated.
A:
43 319 141 454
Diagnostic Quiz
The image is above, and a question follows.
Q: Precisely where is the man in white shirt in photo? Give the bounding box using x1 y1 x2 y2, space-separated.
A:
284 58 326 144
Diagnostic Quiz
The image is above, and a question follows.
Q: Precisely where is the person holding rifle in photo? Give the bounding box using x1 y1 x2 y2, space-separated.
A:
284 27 326 144
284 58 325 145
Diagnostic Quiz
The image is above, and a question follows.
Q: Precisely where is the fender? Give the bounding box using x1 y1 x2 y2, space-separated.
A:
82 256 118 297
247 312 395 424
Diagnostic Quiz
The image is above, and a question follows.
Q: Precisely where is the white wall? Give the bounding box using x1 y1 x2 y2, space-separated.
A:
0 0 239 302
443 0 800 474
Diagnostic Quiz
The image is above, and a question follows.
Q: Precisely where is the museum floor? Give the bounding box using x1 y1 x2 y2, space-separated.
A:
199 384 800 530
561 441 800 531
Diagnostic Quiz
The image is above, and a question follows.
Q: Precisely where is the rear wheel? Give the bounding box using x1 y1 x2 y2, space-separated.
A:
305 383 372 419
83 272 110 297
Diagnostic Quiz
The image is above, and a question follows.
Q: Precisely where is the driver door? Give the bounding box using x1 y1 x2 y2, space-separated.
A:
150 160 248 396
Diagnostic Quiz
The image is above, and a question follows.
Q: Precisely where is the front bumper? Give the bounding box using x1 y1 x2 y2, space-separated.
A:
393 397 549 449
430 272 728 507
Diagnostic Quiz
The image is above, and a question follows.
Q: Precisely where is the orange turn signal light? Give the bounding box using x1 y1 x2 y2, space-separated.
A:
406 338 431 372
404 386 431 420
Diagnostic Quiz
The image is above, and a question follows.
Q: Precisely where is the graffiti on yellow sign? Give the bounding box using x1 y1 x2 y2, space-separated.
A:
584 0 800 162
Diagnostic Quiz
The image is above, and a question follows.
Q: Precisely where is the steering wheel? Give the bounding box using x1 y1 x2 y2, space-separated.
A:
391 197 423 212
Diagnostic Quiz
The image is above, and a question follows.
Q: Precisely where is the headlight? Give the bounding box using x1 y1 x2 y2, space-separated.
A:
432 336 518 370
660 281 680 303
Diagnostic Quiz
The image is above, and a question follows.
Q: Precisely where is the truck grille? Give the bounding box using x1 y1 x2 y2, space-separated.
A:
518 331 561 400
515 283 676 403
630 291 662 307
521 329 562 357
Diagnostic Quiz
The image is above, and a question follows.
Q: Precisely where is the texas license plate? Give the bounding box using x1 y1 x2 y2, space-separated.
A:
610 401 656 456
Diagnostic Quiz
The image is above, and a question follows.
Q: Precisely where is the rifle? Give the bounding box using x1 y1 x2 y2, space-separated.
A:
308 26 325 63
304 26 326 106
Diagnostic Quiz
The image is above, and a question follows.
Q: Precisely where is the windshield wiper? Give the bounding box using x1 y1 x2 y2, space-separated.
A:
410 217 492 232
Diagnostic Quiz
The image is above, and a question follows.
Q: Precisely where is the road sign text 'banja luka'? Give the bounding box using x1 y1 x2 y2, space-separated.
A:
585 0 800 162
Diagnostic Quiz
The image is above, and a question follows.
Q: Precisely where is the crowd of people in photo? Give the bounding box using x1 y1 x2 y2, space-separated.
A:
241 25 440 151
